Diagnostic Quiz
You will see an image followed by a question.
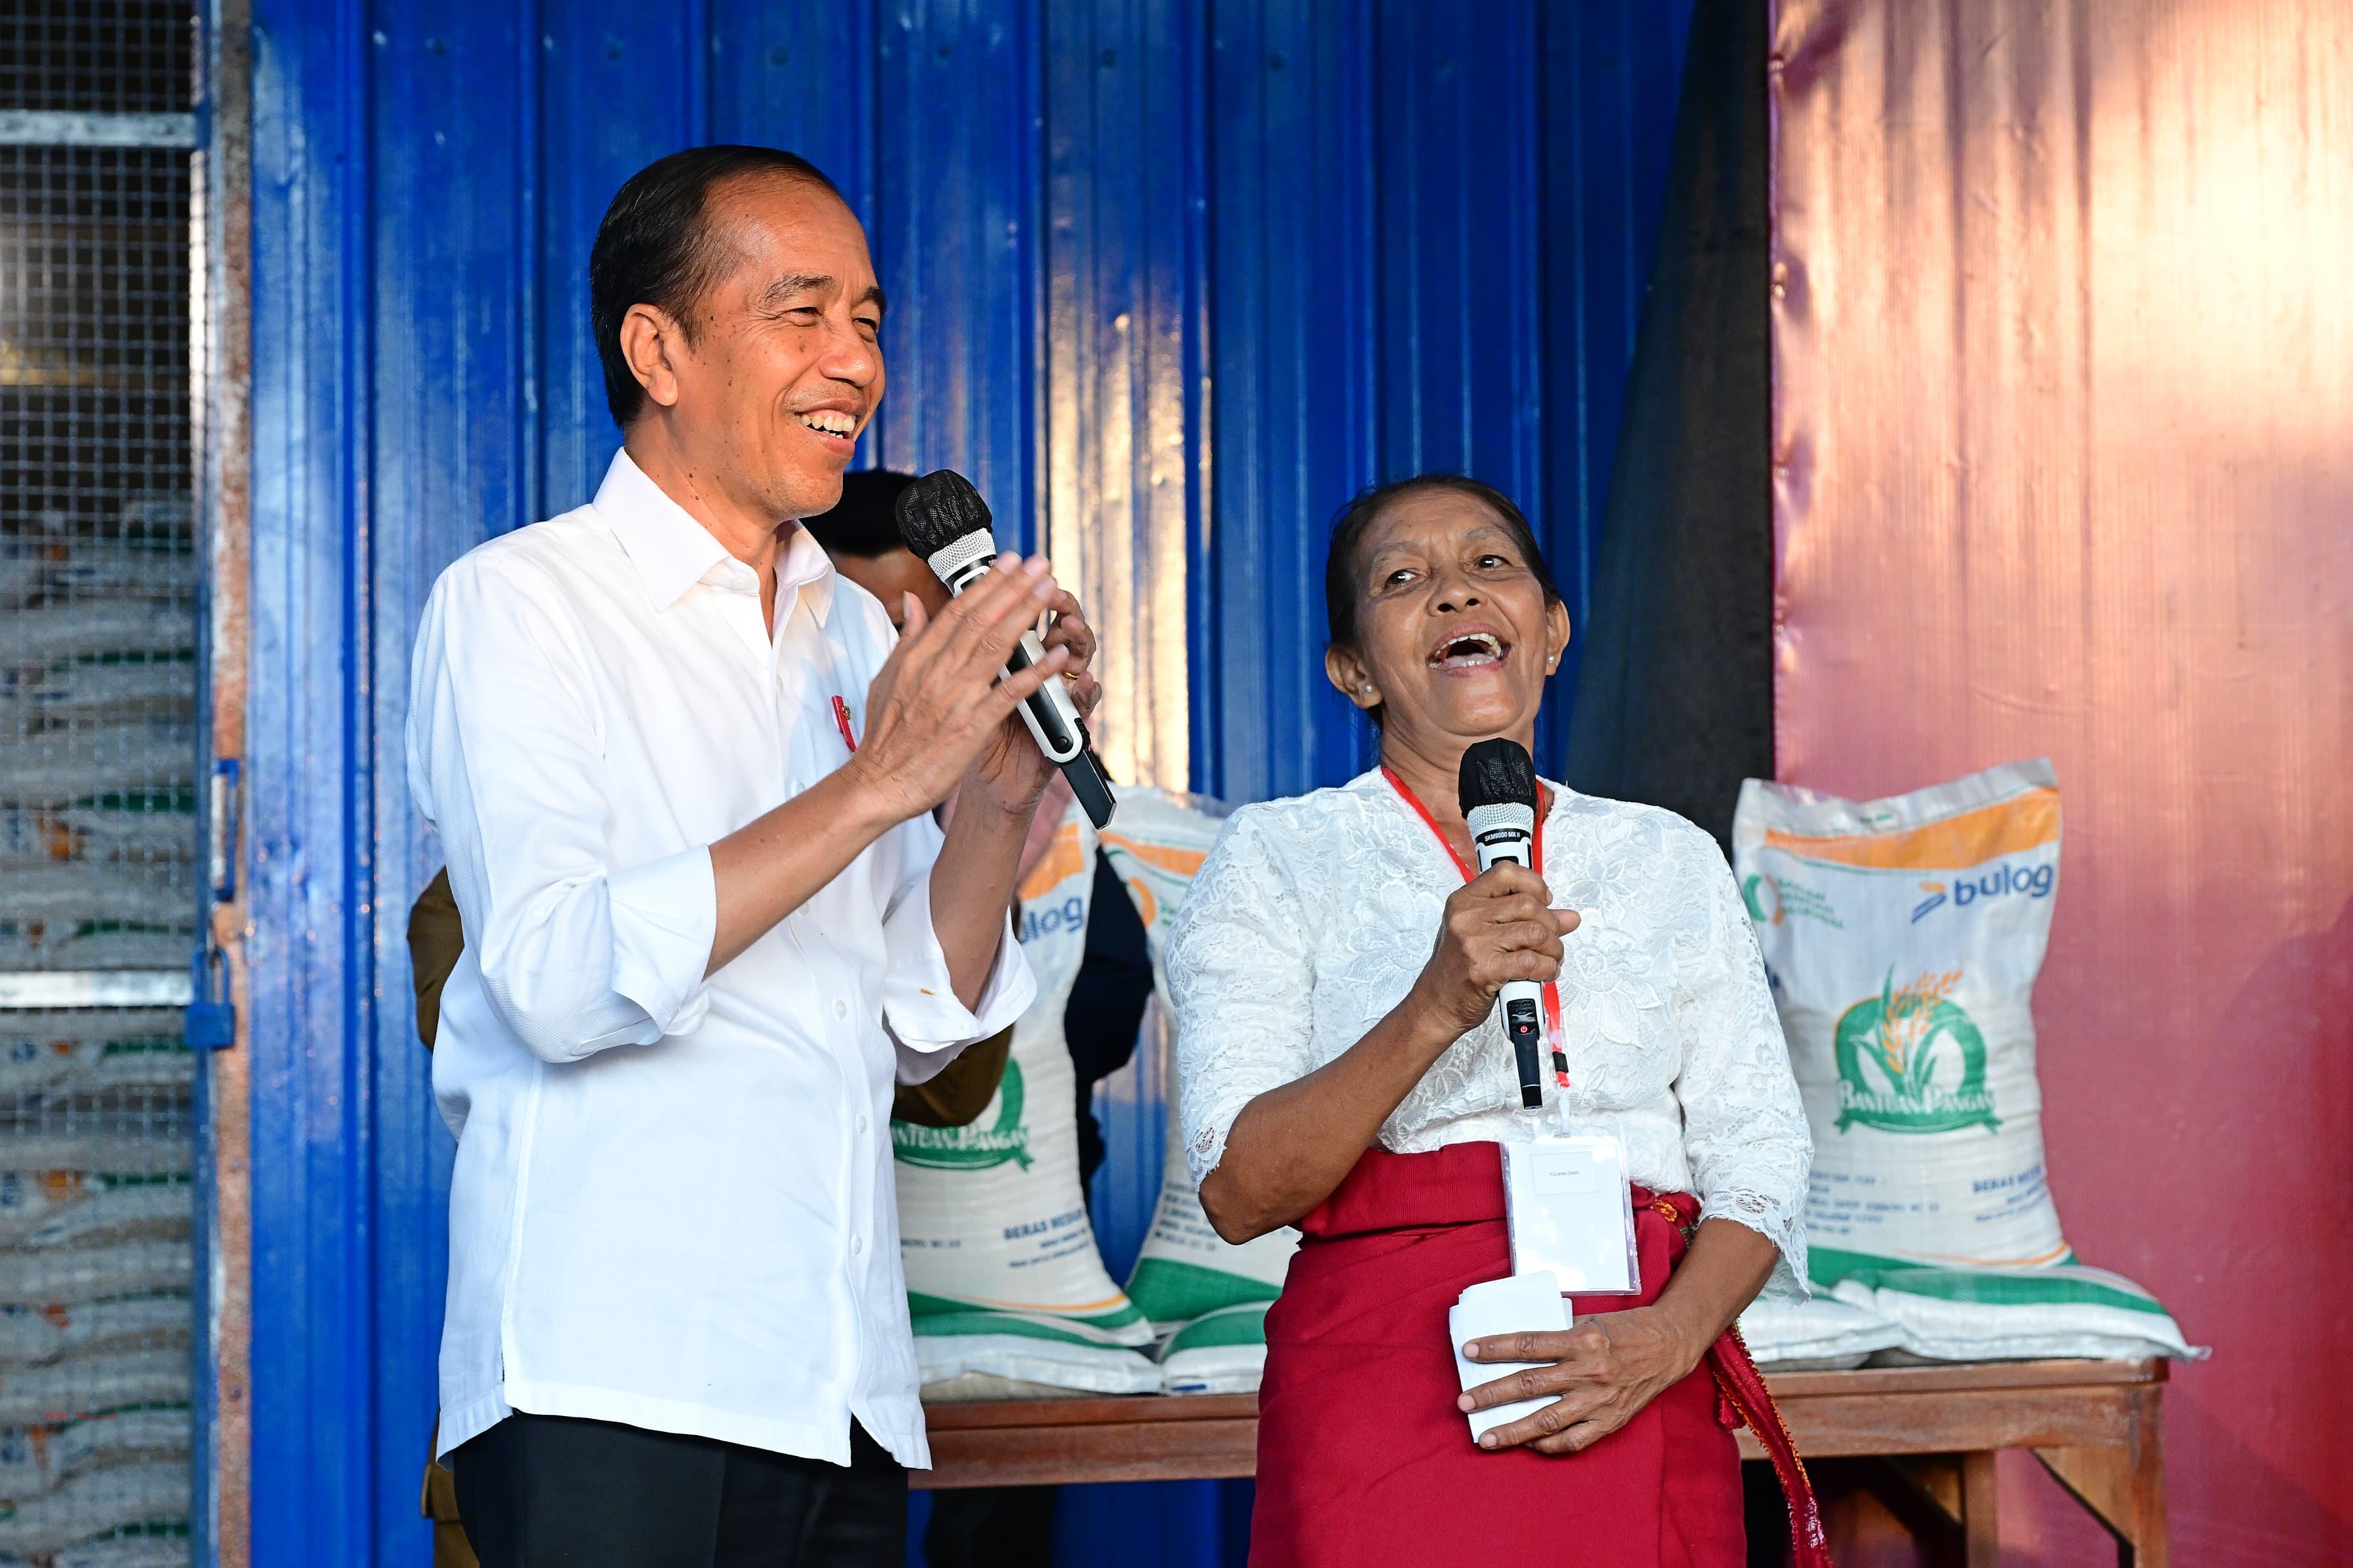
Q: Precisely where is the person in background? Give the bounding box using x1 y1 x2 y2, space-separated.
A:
410 144 1102 1567
805 469 1157 1568
1165 476 1819 1566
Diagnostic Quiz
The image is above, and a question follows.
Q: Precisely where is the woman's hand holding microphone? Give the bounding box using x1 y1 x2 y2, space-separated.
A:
1198 861 1582 1245
1402 862 1579 1044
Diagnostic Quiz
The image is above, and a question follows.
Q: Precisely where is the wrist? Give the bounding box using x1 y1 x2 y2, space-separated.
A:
950 775 1041 832
964 767 1048 819
1650 1294 1722 1374
838 752 925 835
1390 986 1465 1060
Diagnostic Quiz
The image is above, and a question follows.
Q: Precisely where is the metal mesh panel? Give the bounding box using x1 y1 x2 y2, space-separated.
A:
0 145 196 972
0 10 197 1561
0 1 192 115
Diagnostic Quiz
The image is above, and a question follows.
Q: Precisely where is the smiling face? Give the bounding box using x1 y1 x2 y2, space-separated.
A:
1324 486 1570 759
620 172 885 522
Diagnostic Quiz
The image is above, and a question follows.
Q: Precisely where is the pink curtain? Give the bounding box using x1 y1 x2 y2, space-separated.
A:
1770 0 2353 1561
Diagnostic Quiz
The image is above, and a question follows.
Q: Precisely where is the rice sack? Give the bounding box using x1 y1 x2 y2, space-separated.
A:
1828 1264 2197 1362
1735 1296 1904 1372
1098 789 1299 1395
1734 759 2196 1360
893 797 1157 1396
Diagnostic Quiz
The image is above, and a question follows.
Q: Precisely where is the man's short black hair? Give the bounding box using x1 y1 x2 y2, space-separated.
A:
801 470 917 560
589 145 844 428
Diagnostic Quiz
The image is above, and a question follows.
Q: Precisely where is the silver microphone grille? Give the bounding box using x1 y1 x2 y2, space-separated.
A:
1465 801 1537 843
922 530 999 588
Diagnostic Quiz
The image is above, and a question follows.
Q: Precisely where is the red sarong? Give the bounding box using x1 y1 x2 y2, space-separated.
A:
1250 1143 1826 1567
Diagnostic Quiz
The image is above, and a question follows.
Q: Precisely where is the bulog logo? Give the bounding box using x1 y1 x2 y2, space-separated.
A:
1020 894 1088 944
1910 858 2055 923
1832 968 1998 1134
892 1059 1034 1171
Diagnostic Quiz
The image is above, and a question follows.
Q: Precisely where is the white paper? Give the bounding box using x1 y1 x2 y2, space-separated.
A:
1448 1272 1570 1443
1502 1134 1640 1295
1528 1145 1601 1194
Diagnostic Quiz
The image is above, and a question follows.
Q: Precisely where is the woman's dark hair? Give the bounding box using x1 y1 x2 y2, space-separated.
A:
589 145 844 427
1323 474 1562 654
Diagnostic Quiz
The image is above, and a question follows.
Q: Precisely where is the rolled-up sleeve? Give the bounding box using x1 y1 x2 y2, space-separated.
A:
1671 828 1814 1298
606 846 720 1039
1164 811 1318 1187
407 556 716 1063
878 814 1035 1085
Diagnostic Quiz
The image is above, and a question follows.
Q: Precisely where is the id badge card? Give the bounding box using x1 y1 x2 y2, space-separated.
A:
1500 1132 1640 1296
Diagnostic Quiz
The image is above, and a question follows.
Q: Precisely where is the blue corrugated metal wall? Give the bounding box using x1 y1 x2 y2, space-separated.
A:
235 2 1691 1563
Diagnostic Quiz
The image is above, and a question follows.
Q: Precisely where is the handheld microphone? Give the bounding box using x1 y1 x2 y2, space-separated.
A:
895 469 1117 830
1459 738 1545 1109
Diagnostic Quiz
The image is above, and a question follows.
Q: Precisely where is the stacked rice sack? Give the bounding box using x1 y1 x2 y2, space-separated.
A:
1733 1296 1905 1372
1 1013 195 1563
893 797 1159 1396
1096 790 1297 1396
893 783 1299 1399
1732 759 2198 1364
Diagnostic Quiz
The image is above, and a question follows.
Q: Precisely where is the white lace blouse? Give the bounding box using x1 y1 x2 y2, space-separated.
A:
1166 769 1811 1294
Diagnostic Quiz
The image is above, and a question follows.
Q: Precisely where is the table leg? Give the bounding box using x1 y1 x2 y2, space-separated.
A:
2033 1385 2169 1567
1961 1450 1999 1568
2126 1385 2170 1568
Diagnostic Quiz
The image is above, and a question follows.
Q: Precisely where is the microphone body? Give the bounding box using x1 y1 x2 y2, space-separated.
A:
1460 740 1546 1109
895 473 1117 828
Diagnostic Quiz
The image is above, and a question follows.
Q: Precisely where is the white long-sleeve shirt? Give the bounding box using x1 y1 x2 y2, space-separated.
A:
408 450 1033 1468
1165 769 1811 1294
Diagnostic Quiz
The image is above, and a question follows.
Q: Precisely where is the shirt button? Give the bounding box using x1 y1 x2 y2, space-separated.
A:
850 1235 865 1256
856 1114 870 1135
833 999 849 1020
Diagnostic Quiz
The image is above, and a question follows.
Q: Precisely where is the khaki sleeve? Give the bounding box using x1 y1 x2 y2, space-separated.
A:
408 867 466 1051
889 1025 1013 1127
421 1419 477 1567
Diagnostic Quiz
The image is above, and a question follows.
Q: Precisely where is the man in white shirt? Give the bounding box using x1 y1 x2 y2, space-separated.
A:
407 145 1100 1567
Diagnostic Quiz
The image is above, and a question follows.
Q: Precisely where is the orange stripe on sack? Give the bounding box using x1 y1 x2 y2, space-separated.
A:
1764 788 2058 871
1018 824 1088 901
1097 833 1208 878
1907 1239 2076 1268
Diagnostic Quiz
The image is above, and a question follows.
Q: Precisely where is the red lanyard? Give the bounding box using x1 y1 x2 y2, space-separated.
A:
1382 767 1571 1094
831 695 859 754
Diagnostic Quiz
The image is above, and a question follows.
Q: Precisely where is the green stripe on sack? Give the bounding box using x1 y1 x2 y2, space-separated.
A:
909 1311 1125 1348
1807 1244 2077 1286
1126 1258 1283 1324
1162 1305 1268 1355
1849 1266 2171 1317
1807 1246 1923 1285
906 1290 1147 1335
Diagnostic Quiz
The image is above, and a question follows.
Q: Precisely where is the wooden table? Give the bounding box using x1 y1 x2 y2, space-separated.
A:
917 1358 2169 1567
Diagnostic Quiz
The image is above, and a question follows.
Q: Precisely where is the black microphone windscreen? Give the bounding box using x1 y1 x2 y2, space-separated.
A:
895 469 995 559
1459 738 1538 815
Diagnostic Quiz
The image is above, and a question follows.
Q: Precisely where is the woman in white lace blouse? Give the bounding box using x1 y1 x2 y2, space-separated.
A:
1165 477 1818 1567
